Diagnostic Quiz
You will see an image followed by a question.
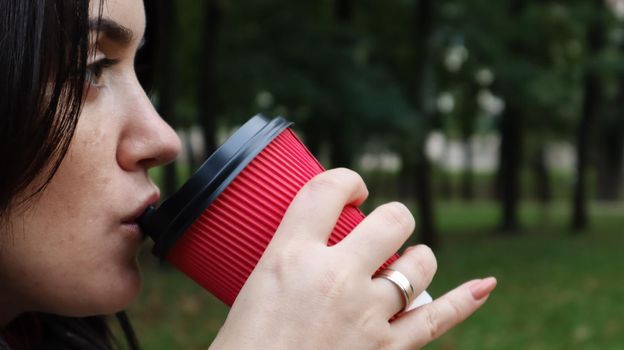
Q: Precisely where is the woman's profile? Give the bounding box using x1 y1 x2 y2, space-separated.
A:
0 1 496 349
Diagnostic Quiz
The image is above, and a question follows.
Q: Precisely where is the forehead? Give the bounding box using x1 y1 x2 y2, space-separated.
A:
90 0 146 41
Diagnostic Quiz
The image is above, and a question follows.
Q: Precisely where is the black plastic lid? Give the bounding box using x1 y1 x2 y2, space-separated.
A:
139 115 293 258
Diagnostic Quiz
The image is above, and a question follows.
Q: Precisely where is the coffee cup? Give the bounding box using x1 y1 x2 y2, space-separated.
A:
139 115 432 309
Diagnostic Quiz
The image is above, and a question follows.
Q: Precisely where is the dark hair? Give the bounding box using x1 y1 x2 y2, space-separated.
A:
3 313 138 350
0 1 139 349
0 0 87 218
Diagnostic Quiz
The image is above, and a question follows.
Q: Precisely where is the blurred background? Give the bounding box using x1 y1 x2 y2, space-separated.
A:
126 0 624 348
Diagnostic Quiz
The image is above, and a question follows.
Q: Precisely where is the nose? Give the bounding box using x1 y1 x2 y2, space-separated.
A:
116 83 182 171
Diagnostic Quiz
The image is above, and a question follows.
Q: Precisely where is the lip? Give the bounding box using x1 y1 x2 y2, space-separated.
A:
121 191 161 226
120 222 145 241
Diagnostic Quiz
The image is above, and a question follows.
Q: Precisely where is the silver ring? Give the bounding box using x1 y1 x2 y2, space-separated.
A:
373 268 415 312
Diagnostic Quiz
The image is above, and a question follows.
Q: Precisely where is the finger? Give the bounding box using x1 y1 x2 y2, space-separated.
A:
336 202 415 273
272 168 368 245
371 245 437 319
391 277 497 349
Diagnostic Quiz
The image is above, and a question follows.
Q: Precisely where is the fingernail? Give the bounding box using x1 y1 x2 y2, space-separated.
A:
468 277 497 300
404 244 428 255
404 245 416 254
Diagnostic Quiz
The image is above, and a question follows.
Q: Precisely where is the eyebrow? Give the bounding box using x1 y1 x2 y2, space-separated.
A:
89 18 134 45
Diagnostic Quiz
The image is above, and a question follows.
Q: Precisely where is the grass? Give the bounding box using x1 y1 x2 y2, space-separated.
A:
426 202 624 350
125 200 624 349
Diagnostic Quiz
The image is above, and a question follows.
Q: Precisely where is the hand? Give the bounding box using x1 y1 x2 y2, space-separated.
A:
209 168 496 350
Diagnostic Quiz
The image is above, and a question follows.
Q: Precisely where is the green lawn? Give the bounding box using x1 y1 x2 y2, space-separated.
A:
126 201 624 349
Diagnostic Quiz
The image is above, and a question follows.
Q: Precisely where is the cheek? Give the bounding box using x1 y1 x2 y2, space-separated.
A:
57 121 118 205
39 147 110 231
0 113 142 316
0 212 143 317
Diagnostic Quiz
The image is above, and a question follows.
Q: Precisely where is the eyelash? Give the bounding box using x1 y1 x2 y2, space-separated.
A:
85 58 119 87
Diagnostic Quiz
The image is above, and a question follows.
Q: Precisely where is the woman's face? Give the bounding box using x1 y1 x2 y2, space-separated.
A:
0 0 180 323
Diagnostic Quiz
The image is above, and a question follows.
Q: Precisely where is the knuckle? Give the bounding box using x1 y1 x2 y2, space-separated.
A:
408 245 437 275
378 202 415 233
261 246 301 283
372 333 395 350
306 173 341 194
331 167 364 184
305 168 366 196
413 253 431 280
318 267 353 301
446 297 465 321
355 312 394 350
424 306 442 340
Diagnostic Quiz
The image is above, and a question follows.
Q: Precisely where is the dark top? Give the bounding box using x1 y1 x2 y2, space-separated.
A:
0 336 9 350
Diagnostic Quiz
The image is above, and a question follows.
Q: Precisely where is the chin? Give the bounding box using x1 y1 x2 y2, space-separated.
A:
103 278 142 314
59 267 143 317
101 266 143 314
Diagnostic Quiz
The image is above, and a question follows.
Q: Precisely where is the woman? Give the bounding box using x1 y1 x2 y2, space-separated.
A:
0 1 496 349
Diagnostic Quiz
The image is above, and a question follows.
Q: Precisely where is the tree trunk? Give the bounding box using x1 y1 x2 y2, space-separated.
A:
328 128 354 168
532 146 551 204
595 138 623 201
572 3 606 232
137 2 157 93
595 102 624 201
496 0 527 234
184 129 197 176
411 0 437 248
498 102 523 233
414 145 437 248
399 149 415 203
438 138 454 199
461 136 474 201
573 77 599 230
335 0 352 21
595 17 624 202
595 119 623 200
306 128 323 161
327 0 354 169
155 0 178 198
398 145 436 248
198 0 221 159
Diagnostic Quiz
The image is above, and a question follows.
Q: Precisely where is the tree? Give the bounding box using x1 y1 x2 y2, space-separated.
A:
495 0 530 234
197 0 222 159
595 92 624 201
572 0 608 231
594 17 624 201
154 0 179 197
409 0 438 248
328 0 355 168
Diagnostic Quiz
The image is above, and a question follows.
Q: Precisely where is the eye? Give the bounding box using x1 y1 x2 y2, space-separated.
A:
85 58 119 87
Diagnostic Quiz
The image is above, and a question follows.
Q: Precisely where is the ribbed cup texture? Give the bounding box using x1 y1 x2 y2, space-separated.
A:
166 129 398 306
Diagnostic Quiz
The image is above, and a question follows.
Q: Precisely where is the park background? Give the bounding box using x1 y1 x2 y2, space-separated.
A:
124 0 624 349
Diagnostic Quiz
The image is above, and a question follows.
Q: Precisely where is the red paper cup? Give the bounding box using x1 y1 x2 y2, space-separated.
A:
140 115 398 306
